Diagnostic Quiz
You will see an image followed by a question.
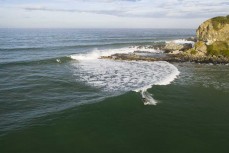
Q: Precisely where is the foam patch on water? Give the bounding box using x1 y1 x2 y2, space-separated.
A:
70 46 162 61
70 57 180 105
166 39 195 46
70 47 179 105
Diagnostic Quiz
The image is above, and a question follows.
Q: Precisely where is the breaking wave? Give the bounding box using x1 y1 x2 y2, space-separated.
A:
166 39 195 47
70 46 162 60
70 47 180 105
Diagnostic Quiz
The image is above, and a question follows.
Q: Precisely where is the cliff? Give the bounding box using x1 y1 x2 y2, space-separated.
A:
188 15 229 58
196 16 229 44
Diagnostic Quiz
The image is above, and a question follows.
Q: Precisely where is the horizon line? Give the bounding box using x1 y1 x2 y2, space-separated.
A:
0 27 196 30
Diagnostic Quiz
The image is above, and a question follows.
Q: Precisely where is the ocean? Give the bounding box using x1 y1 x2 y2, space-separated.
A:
0 28 229 153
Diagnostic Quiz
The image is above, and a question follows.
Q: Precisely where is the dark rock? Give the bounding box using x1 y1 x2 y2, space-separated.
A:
180 43 193 51
163 42 193 53
186 37 197 42
164 42 183 53
133 51 152 54
150 43 166 50
100 52 229 64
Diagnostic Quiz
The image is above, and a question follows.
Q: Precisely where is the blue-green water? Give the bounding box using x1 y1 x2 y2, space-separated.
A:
0 29 229 153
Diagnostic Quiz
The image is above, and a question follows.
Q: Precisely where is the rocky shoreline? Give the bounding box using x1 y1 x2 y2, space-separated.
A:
100 15 229 64
99 38 229 64
100 51 229 64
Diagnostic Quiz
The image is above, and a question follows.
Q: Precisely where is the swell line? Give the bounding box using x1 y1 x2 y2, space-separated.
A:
0 41 166 52
0 56 72 67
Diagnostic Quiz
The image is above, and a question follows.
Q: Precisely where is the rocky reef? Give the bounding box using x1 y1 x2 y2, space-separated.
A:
100 52 229 64
100 15 229 64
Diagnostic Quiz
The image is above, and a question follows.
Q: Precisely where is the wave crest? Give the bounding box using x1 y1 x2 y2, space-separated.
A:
70 46 162 61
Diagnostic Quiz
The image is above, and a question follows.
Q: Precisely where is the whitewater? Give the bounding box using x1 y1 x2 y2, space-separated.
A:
70 46 180 105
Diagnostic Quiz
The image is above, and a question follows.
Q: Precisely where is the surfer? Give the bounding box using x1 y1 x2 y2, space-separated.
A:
141 90 157 105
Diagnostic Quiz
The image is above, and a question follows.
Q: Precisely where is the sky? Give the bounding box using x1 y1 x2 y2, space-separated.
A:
0 0 229 28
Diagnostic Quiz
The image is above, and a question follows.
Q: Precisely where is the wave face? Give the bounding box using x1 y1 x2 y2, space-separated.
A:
70 47 180 105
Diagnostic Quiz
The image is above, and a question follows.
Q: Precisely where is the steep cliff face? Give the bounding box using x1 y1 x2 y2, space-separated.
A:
196 16 229 45
194 15 229 58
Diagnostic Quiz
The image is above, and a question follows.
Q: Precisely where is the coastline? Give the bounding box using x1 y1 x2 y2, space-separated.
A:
100 52 229 64
101 15 229 64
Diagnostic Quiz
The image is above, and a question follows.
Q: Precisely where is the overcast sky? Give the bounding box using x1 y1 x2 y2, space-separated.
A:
0 0 229 28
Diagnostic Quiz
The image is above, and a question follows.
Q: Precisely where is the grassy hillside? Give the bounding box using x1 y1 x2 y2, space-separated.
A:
211 15 229 30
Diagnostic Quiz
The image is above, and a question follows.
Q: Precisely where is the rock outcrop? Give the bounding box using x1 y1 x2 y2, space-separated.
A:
164 42 192 53
100 53 229 64
196 16 229 44
190 15 229 58
99 15 229 64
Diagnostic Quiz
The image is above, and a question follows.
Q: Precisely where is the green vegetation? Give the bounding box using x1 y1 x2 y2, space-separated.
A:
211 16 229 30
195 41 205 49
207 41 229 58
190 49 197 55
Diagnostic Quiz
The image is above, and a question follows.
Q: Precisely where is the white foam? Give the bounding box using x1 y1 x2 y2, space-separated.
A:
141 90 157 105
166 39 195 46
56 59 60 63
130 46 163 53
71 58 180 105
70 46 162 61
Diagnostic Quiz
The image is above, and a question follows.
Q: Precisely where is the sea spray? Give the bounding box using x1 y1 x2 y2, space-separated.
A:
70 46 162 61
141 90 157 105
166 39 195 47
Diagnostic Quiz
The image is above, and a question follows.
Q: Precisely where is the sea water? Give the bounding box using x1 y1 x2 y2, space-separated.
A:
0 29 229 153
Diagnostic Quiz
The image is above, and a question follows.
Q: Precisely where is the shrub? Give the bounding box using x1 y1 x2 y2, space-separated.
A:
195 41 205 49
190 49 197 55
207 41 229 57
